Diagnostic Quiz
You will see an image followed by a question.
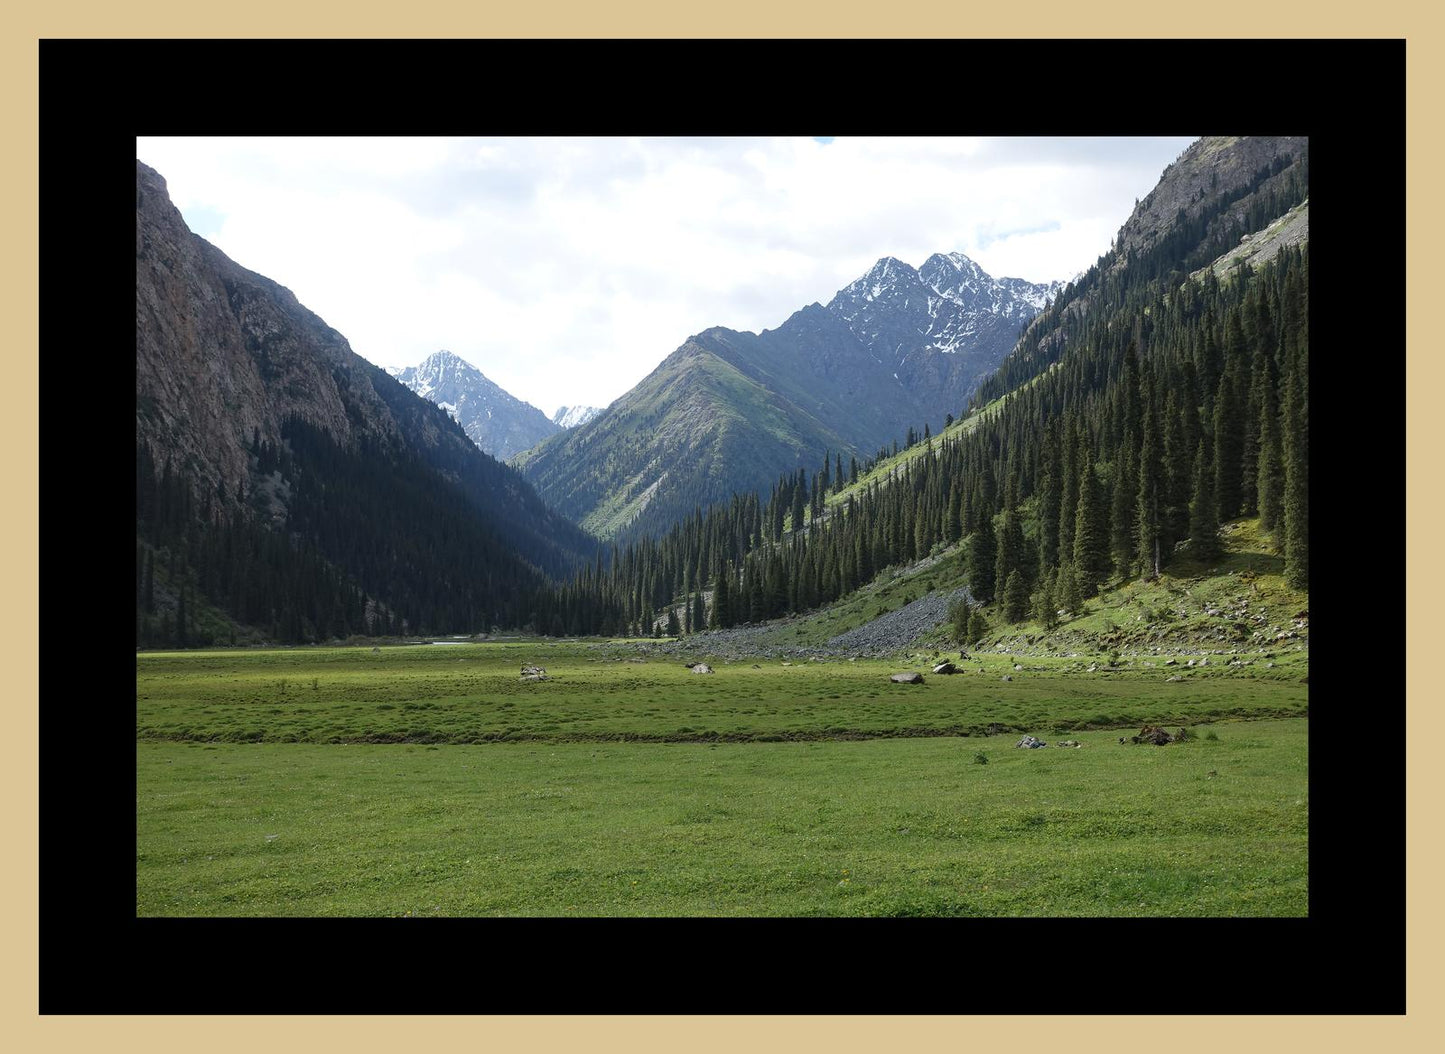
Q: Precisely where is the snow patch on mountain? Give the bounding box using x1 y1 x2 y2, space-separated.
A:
391 350 560 460
553 405 602 429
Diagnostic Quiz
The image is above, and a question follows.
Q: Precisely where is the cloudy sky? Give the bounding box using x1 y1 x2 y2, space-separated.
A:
135 136 1197 415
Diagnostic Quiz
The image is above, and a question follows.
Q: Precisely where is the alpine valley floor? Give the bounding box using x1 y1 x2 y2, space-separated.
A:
136 638 1306 917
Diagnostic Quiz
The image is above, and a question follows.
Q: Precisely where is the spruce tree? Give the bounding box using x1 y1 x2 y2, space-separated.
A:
968 517 998 604
1212 360 1246 522
967 606 990 646
1058 416 1080 558
1190 441 1220 563
1072 457 1108 599
709 566 729 629
1239 343 1270 515
1032 575 1058 630
1135 400 1163 579
994 508 1023 605
1036 427 1062 572
1162 389 1193 551
1257 370 1285 536
1002 569 1029 624
1281 340 1309 588
1055 559 1081 617
1110 434 1137 578
944 483 962 546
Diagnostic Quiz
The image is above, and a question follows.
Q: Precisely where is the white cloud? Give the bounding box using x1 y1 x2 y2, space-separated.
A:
136 135 1196 411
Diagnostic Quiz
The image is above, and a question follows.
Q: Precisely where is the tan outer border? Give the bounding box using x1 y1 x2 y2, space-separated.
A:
7 4 1438 1052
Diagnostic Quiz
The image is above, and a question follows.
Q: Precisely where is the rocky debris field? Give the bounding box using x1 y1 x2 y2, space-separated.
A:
824 588 971 655
588 586 972 663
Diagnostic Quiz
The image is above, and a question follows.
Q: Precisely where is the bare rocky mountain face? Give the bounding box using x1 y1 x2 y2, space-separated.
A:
138 161 428 518
1113 135 1308 263
825 252 1064 429
389 350 560 461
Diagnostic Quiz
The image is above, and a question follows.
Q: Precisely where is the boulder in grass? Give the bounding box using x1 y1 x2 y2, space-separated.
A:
1130 724 1189 745
1016 735 1047 749
890 672 925 685
932 662 958 675
690 663 714 675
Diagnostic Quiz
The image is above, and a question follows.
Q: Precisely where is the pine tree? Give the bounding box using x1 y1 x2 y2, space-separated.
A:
944 483 962 546
1189 440 1220 563
1239 343 1270 515
1055 559 1081 617
1212 357 1246 522
968 517 998 604
1281 340 1309 588
1135 399 1163 579
709 565 730 629
967 606 991 646
994 508 1024 605
1072 457 1108 598
1002 569 1029 623
1257 368 1285 536
1058 416 1080 558
1162 389 1193 553
1110 434 1137 578
1032 574 1058 630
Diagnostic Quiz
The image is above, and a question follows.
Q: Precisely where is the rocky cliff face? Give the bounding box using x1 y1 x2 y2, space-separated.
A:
1113 136 1308 262
137 160 414 517
135 158 593 577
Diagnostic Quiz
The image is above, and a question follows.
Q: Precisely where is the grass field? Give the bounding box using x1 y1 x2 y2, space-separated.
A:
136 642 1307 916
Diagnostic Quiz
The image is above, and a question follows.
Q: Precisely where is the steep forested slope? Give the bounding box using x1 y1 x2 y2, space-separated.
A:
524 136 1309 639
136 160 595 645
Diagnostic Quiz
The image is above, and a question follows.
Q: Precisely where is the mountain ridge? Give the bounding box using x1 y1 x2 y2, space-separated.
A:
517 249 1060 540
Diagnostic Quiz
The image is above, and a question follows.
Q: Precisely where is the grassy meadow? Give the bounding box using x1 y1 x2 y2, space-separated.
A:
136 640 1308 916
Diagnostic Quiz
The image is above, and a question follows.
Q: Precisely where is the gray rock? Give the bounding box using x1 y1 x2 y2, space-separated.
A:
890 671 925 684
1001 675 1012 682
1015 735 1047 749
932 662 958 675
690 663 714 674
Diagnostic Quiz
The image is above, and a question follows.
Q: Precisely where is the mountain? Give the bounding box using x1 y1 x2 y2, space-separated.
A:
976 135 1309 408
135 159 595 645
553 405 602 429
825 253 1063 428
520 133 1312 641
516 251 1059 541
513 302 926 540
388 350 561 460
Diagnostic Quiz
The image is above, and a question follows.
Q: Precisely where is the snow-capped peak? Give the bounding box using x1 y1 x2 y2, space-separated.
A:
553 405 602 429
